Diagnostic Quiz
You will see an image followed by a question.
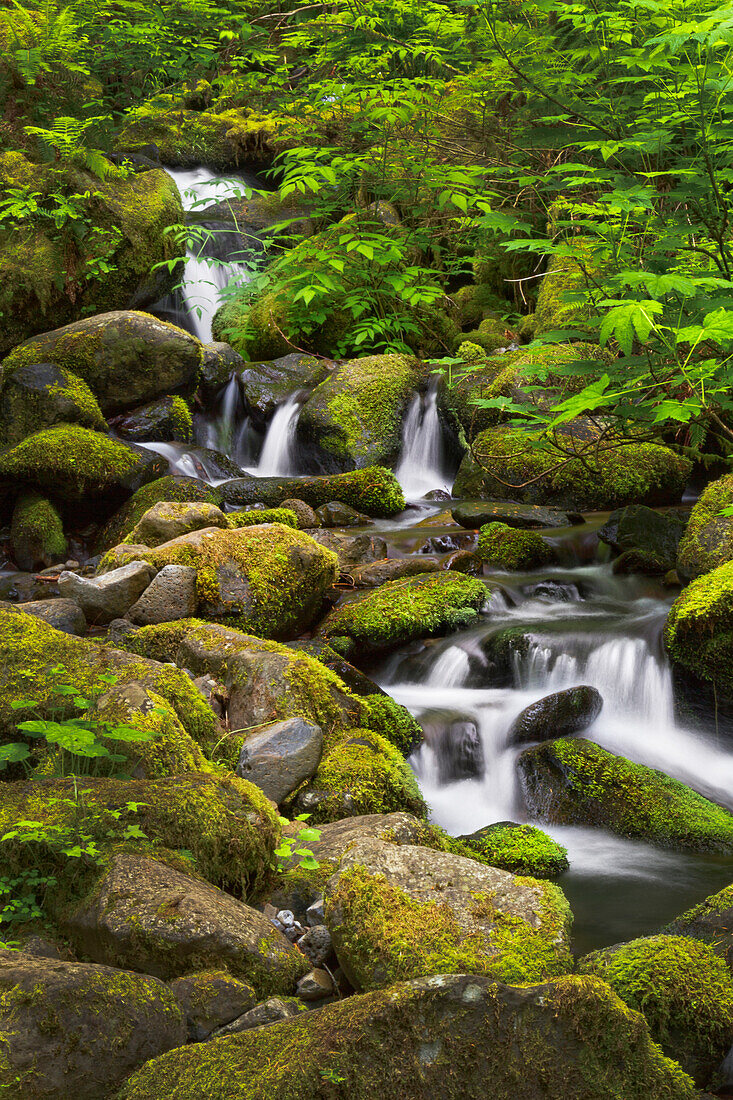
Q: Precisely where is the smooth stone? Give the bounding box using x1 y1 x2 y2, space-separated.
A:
58 560 155 624
211 996 303 1036
306 899 326 927
296 968 334 1001
508 686 603 746
352 557 440 587
235 717 324 804
169 971 257 1041
452 501 582 530
1 597 86 636
130 500 229 547
126 564 198 625
315 501 371 527
280 498 321 528
309 530 388 570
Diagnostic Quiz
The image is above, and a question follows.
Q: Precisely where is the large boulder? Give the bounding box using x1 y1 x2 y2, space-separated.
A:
665 560 733 697
665 882 733 972
117 972 698 1100
111 395 193 443
0 361 105 449
476 521 557 570
677 472 733 580
453 426 691 510
452 501 580 529
59 560 156 624
0 153 184 356
0 424 166 508
168 970 256 1041
96 475 224 552
64 853 308 994
599 505 686 574
101 524 338 639
323 837 573 989
0 950 185 1100
10 491 67 570
1 312 202 414
239 353 332 424
315 572 487 654
1 597 86 636
518 737 733 852
126 500 230 547
235 717 323 804
298 354 425 470
458 822 570 878
578 934 733 1086
309 530 388 571
126 564 199 625
220 466 405 517
508 687 603 746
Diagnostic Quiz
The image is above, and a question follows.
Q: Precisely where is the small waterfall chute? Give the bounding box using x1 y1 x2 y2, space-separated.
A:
253 392 304 477
394 378 451 498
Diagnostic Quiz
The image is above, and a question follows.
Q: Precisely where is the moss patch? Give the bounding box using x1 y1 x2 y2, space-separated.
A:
227 508 299 530
10 490 67 571
96 476 224 552
477 521 556 570
220 466 405 517
459 823 570 878
676 472 733 580
664 559 733 695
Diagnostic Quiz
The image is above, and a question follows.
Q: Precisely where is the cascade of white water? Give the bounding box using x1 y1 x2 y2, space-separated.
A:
394 379 451 498
251 393 303 476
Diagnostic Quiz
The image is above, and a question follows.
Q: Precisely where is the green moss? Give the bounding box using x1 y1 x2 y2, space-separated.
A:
519 737 733 852
317 572 487 653
454 425 691 510
360 694 422 755
456 340 485 361
533 246 597 337
458 824 569 878
664 559 733 694
579 934 733 1084
676 472 733 580
290 729 427 823
325 865 571 990
477 521 555 570
95 476 224 552
220 466 405 517
0 363 106 449
10 491 67 570
168 396 193 442
227 508 299 530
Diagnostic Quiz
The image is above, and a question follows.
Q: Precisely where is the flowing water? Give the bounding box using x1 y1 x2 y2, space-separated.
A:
395 378 454 499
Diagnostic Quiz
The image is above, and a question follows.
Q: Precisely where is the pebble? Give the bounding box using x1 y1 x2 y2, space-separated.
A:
306 898 326 927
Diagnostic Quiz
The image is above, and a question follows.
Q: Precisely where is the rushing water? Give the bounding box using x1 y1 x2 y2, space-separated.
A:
395 378 453 499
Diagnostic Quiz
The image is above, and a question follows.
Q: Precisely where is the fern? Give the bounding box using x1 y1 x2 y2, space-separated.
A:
24 116 113 179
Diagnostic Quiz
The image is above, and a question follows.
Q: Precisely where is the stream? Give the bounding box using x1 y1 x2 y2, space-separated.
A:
153 167 733 955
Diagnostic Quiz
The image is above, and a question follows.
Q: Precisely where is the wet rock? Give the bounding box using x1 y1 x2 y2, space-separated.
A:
128 500 229 547
235 717 323 804
220 466 405 517
452 501 582 530
297 968 334 1001
324 837 572 990
0 361 105 449
315 500 371 527
200 342 245 395
1 311 202 414
211 996 303 1037
599 505 686 574
118 972 700 1100
459 822 570 878
59 560 155 624
1 597 86 636
298 926 332 968
508 686 603 745
309 530 387 570
445 549 483 574
169 970 257 1041
239 353 332 423
280 497 320 527
352 556 440 587
126 564 198 625
0 949 185 1100
518 737 733 852
665 561 733 698
63 852 308 993
424 488 451 501
419 533 471 553
418 708 485 783
111 395 193 443
665 883 733 973
525 579 580 601
477 522 557 570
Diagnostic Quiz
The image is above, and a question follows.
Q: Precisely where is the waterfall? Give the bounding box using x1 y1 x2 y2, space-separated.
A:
160 167 257 343
253 393 303 476
394 378 451 498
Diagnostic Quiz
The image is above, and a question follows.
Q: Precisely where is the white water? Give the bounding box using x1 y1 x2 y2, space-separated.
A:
252 393 303 477
163 167 256 342
394 379 451 498
136 440 231 484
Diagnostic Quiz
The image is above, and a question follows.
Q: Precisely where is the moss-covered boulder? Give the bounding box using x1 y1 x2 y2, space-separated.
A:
316 572 487 654
1 311 202 414
665 560 733 696
578 934 733 1085
126 501 229 547
665 883 733 972
227 508 299 530
0 424 166 509
101 524 338 639
323 837 572 990
288 729 427 823
168 970 256 1041
298 354 425 470
453 426 691 510
0 950 185 1100
0 361 105 449
0 771 278 901
532 248 597 338
10 490 67 571
239 353 332 424
111 395 193 443
0 153 184 355
220 466 405 517
677 472 733 580
64 853 308 995
518 737 733 852
117 972 698 1100
96 476 224 552
458 822 570 878
599 504 687 575
477 521 557 570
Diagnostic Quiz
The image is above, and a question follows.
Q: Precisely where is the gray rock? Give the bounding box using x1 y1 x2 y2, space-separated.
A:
303 812 428 869
281 498 321 528
306 898 326 927
3 597 86 635
169 971 256 1041
299 925 332 968
508 686 603 746
200 342 245 395
129 500 229 547
297 968 334 1001
127 564 198 625
0 949 185 1099
112 395 192 443
353 557 441 587
599 505 686 575
315 501 371 527
310 530 388 571
0 362 106 449
452 501 583 530
418 708 485 783
63 853 308 992
59 560 155 624
235 717 324 804
211 996 303 1037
